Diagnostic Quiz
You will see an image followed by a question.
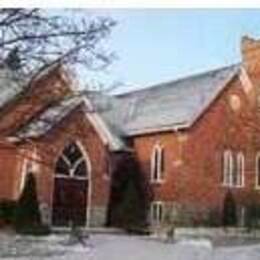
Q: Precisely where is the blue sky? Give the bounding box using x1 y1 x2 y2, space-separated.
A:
84 9 260 93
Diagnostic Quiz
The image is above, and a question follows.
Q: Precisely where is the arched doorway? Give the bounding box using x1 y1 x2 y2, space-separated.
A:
52 142 90 226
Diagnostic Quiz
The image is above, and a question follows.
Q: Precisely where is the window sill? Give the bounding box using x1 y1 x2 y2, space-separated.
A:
150 221 163 227
221 184 245 188
150 180 165 185
55 174 89 181
103 174 110 181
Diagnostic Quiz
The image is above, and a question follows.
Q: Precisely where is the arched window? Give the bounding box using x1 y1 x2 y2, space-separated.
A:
55 142 88 179
256 153 260 188
236 152 245 187
223 150 245 188
223 150 233 186
151 144 164 182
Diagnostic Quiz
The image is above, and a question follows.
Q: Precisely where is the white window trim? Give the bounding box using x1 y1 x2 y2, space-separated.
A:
55 142 90 180
223 150 233 186
236 152 245 188
150 144 164 183
255 152 260 189
150 201 164 225
222 150 245 188
55 173 89 180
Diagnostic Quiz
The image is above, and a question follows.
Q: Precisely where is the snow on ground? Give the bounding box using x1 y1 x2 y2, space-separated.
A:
0 232 260 260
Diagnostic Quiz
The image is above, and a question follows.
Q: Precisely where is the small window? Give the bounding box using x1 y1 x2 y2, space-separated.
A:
256 153 260 188
236 152 245 187
222 150 245 188
151 145 164 182
222 150 233 186
150 201 164 224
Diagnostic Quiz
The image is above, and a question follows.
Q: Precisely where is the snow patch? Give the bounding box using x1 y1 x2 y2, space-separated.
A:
177 238 213 249
1 233 260 260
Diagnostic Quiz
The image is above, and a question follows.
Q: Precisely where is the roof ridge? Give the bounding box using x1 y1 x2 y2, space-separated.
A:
115 63 240 98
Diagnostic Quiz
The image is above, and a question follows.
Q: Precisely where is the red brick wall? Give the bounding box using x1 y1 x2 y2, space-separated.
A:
28 106 111 212
132 72 260 219
0 67 73 202
182 75 256 211
2 37 260 227
132 132 182 202
0 67 111 223
0 104 112 226
132 38 260 218
0 141 23 200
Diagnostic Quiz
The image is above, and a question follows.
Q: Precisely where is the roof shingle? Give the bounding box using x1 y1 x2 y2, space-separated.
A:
9 64 240 151
101 64 240 136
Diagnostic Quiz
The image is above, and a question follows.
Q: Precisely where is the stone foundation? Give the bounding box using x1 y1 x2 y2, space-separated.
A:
150 202 222 229
89 206 107 227
151 201 247 229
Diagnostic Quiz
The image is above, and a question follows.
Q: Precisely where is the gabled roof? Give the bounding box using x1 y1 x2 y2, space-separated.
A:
13 94 128 152
15 96 83 139
7 63 241 152
101 64 240 136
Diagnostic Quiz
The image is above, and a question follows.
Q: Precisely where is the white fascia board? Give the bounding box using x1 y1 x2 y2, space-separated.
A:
82 96 125 152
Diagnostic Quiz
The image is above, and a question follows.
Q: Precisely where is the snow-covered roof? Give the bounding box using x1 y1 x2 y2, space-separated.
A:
15 96 83 139
101 64 240 136
14 94 128 152
9 64 240 151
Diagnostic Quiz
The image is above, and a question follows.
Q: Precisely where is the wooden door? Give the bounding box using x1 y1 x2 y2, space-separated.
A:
52 178 88 226
52 142 89 226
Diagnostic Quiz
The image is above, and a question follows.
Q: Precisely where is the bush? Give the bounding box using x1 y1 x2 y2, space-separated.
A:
0 200 16 225
204 209 222 227
222 190 237 227
107 155 150 232
245 203 260 231
113 174 148 232
14 172 50 235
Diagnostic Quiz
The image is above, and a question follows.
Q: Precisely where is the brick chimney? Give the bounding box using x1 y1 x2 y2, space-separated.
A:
241 36 260 76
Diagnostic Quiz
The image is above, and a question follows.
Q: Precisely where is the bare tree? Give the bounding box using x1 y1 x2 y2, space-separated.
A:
0 9 116 83
0 9 118 170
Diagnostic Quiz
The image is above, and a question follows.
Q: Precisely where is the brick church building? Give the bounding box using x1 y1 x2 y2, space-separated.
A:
1 36 260 227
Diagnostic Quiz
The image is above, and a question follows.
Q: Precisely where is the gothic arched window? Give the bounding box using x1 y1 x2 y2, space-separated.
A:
236 152 245 187
55 142 88 178
151 144 164 182
222 150 233 186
